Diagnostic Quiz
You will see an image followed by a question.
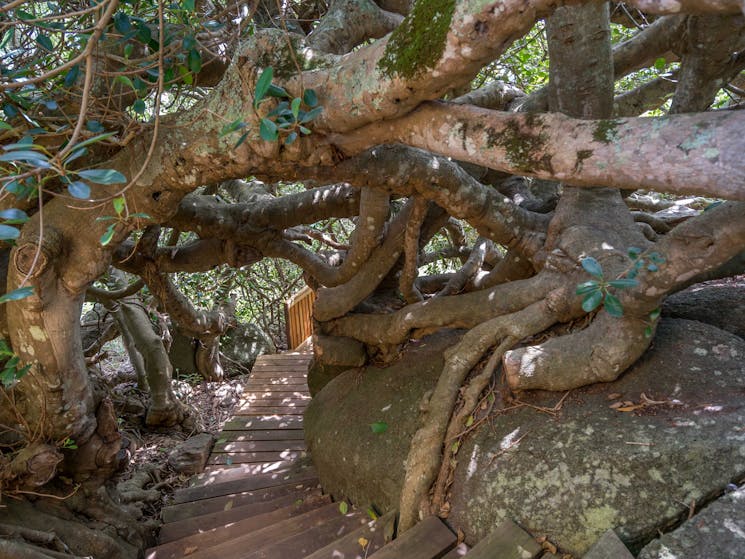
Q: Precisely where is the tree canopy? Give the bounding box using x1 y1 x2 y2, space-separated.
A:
1 0 744 536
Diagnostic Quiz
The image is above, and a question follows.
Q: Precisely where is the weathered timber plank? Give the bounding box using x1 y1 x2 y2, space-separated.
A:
368 516 456 559
208 450 307 465
234 406 306 416
214 429 306 442
149 494 331 558
178 467 317 500
304 511 396 559
465 519 542 559
242 511 369 559
582 530 634 559
223 416 304 430
158 491 325 543
213 440 306 453
164 479 320 522
181 502 344 559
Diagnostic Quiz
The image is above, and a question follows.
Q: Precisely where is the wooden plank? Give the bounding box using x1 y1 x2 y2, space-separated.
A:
243 510 368 559
234 406 307 416
178 467 317 501
208 450 307 465
241 388 310 396
465 519 541 559
441 543 469 558
202 460 299 476
245 378 309 386
149 495 332 558
368 516 456 559
215 429 306 442
213 440 307 453
180 502 344 559
223 416 303 430
163 481 320 523
582 530 634 559
158 492 326 543
304 511 396 559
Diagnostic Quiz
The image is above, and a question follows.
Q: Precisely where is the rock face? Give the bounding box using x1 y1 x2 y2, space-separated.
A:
305 331 457 511
168 433 214 474
638 486 745 559
305 319 745 556
221 322 275 371
663 279 745 340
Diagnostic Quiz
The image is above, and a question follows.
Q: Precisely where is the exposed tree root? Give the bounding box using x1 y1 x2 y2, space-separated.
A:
397 299 558 532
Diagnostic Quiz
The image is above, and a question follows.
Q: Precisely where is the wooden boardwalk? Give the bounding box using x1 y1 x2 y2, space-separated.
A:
145 351 576 559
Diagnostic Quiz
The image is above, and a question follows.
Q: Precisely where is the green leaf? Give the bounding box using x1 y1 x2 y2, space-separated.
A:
112 196 125 215
284 131 298 145
0 121 12 131
0 286 34 304
123 43 134 58
581 290 603 313
86 120 104 133
299 126 311 135
649 308 661 320
114 12 132 33
627 247 642 260
132 99 146 114
575 280 600 295
235 131 250 148
465 415 474 427
291 97 301 120
129 212 151 219
366 508 378 521
188 48 202 74
303 89 318 107
115 75 136 90
0 29 13 50
100 223 116 246
182 0 195 11
370 421 388 434
603 293 624 317
647 263 658 272
339 501 349 515
654 57 666 71
259 118 278 142
67 131 117 153
219 118 245 137
0 224 19 240
581 257 603 278
254 67 273 108
0 150 50 168
648 252 666 264
67 181 91 199
607 278 639 289
77 169 127 184
36 34 54 52
95 216 117 222
267 84 289 98
299 106 322 123
64 65 80 87
0 209 28 223
644 325 654 338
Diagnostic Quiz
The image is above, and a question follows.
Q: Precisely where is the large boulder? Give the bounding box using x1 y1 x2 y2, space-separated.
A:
638 485 745 559
663 278 745 340
305 319 745 556
221 322 275 371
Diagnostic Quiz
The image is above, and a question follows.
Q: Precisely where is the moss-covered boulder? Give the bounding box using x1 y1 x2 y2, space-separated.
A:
305 319 745 556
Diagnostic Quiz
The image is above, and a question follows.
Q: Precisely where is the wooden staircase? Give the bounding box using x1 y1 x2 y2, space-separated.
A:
145 352 564 559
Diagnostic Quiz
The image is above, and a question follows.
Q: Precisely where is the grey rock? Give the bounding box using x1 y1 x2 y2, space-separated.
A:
221 322 275 371
638 486 745 559
305 320 745 557
167 433 214 475
663 279 745 340
583 530 634 559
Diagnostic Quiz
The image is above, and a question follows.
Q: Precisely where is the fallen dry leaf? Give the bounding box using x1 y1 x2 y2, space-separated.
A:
184 546 198 555
358 537 369 549
607 393 622 400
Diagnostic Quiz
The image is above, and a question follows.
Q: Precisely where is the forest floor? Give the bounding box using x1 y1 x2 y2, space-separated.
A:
94 339 248 534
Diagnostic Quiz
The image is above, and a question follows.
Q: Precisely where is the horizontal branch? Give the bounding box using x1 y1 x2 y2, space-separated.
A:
333 102 745 200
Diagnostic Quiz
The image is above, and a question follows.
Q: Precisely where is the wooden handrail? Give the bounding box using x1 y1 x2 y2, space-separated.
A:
285 286 316 349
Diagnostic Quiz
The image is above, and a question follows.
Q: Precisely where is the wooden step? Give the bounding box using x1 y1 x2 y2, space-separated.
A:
367 516 456 559
304 511 396 559
178 502 350 559
213 440 307 453
158 491 326 543
235 406 307 416
241 509 370 559
208 450 307 465
249 369 309 377
464 519 542 559
149 494 331 558
177 467 317 502
245 378 309 386
223 416 304 430
163 479 321 523
215 429 306 442
202 460 300 476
